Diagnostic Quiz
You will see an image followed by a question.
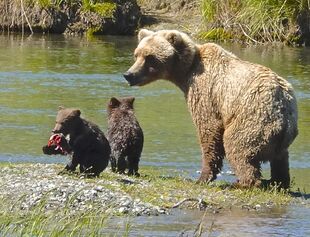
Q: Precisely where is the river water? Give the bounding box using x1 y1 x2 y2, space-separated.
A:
0 34 309 236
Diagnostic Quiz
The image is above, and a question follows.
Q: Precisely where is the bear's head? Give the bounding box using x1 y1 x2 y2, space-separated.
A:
52 106 82 136
123 29 198 87
108 97 135 115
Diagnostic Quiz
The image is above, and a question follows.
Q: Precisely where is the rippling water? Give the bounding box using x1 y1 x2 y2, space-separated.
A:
0 34 309 236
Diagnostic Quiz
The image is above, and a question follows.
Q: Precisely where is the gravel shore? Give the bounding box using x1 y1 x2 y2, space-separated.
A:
0 163 166 216
0 163 308 220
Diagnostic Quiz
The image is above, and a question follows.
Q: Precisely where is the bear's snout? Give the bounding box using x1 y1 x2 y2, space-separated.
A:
123 71 136 86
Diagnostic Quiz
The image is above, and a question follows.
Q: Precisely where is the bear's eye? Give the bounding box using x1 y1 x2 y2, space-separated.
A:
145 55 157 64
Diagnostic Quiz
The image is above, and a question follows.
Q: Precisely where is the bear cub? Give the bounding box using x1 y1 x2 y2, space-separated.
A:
107 97 144 176
43 106 111 177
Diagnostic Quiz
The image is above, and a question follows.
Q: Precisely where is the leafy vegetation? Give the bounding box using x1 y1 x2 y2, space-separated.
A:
24 0 116 17
25 0 66 8
200 0 310 44
82 0 116 17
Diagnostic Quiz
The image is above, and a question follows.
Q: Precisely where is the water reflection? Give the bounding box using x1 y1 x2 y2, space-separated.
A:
106 207 310 237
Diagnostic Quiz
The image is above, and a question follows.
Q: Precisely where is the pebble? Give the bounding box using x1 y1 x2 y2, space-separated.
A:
0 164 167 216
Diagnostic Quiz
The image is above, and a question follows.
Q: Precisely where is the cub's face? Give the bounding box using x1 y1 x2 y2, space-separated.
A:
124 29 176 86
108 97 135 115
52 107 81 136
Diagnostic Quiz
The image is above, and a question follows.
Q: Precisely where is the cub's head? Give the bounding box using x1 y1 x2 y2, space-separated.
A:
108 97 135 115
52 106 81 136
123 29 197 86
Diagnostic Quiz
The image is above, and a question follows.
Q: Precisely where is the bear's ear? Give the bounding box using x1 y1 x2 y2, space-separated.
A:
109 97 121 108
71 109 81 117
58 106 65 111
138 29 154 42
165 31 184 50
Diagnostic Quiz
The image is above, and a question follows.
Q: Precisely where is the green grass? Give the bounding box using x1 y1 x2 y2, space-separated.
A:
82 0 116 18
0 194 128 236
24 0 117 18
0 207 113 236
97 166 292 210
200 0 310 44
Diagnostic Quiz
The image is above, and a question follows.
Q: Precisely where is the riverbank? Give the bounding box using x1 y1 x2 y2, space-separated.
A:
0 0 141 35
138 0 310 46
0 163 308 235
1 0 309 45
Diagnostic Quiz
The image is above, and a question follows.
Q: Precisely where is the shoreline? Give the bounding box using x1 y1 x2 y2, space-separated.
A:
1 1 309 46
1 162 308 215
0 162 309 235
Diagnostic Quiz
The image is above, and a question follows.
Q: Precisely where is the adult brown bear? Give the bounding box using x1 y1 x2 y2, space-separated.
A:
123 29 298 189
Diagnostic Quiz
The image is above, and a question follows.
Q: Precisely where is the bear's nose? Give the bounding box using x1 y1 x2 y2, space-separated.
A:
123 71 134 81
52 129 59 133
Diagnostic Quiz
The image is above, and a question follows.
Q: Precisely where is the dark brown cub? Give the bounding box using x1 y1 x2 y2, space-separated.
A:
107 97 144 176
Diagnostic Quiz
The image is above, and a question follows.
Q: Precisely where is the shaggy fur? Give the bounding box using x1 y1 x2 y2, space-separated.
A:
49 107 111 177
123 29 298 188
107 97 144 176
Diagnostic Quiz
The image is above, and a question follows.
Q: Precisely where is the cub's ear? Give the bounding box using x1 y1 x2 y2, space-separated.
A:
58 106 65 111
138 29 154 42
126 97 135 106
109 97 121 108
164 31 184 50
71 109 81 117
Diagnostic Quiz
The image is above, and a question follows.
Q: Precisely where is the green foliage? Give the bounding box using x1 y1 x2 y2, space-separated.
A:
82 0 116 17
86 26 102 37
199 28 233 41
201 0 310 44
29 0 65 8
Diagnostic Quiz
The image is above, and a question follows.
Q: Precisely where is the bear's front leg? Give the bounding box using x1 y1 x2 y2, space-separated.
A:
197 125 225 183
64 153 79 172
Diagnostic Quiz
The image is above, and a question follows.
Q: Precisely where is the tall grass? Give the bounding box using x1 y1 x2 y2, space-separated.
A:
0 195 131 237
201 0 310 44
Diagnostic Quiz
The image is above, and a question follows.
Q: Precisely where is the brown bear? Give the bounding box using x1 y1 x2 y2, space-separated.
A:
123 29 298 189
43 106 111 177
107 97 144 176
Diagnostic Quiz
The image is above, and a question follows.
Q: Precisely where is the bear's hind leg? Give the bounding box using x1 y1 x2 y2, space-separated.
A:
270 149 290 189
231 157 262 187
224 124 263 187
117 155 127 174
110 156 117 172
127 155 140 177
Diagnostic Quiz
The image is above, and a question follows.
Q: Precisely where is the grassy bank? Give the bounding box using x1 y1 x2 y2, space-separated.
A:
138 0 310 45
200 0 310 45
0 0 140 35
0 163 298 236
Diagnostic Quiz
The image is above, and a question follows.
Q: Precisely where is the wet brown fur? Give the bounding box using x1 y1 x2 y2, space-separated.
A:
107 97 144 176
125 29 298 188
49 107 111 177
